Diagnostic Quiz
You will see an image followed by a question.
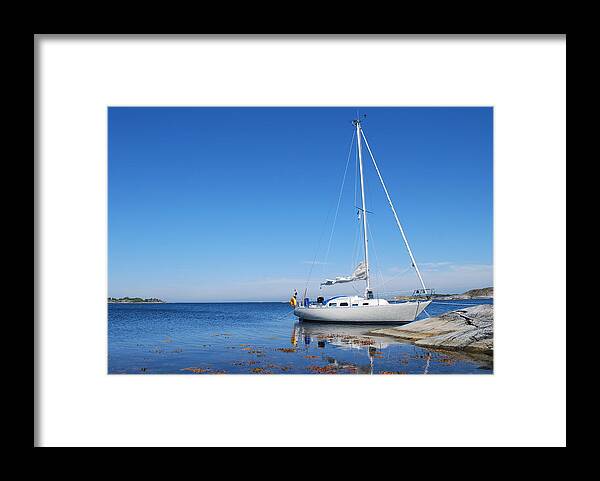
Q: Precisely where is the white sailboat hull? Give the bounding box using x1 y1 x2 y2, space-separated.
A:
294 300 431 324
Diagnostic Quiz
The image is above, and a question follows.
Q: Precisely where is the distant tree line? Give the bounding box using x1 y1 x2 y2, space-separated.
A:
108 297 165 303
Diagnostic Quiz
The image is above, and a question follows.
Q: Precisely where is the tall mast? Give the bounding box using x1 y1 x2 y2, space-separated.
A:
355 119 371 297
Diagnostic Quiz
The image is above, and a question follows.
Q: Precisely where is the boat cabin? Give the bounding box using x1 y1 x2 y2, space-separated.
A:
312 296 390 308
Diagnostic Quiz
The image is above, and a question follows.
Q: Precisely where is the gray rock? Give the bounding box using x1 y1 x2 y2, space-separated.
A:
370 304 493 354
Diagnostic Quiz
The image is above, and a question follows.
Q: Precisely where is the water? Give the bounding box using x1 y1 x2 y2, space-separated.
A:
108 299 493 374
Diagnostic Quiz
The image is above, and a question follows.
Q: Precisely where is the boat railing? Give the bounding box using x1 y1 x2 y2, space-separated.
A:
379 288 435 302
413 288 435 298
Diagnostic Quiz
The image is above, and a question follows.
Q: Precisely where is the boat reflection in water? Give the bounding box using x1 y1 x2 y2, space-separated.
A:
291 321 408 374
292 321 392 349
289 320 491 374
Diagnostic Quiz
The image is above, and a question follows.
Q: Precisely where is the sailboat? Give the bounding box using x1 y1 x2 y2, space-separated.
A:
293 117 433 324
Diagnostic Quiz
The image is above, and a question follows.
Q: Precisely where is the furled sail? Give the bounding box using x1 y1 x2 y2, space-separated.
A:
320 262 367 286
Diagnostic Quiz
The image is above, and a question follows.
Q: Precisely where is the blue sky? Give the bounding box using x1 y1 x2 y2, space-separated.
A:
109 107 492 301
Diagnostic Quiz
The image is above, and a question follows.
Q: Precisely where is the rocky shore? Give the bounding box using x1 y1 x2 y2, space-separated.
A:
370 304 493 355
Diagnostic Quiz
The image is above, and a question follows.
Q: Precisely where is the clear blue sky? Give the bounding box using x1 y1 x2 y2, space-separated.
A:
109 107 492 301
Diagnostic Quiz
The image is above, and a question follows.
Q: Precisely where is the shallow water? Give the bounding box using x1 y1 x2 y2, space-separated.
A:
108 299 493 374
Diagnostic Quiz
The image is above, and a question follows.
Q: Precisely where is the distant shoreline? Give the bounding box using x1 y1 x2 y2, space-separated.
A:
108 297 165 304
107 287 493 304
108 301 165 304
108 298 493 304
395 287 493 302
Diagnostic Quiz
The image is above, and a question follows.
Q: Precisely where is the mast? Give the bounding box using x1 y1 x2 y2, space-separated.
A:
354 119 371 297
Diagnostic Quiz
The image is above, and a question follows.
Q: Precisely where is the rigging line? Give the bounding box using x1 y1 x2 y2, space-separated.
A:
304 132 355 298
354 136 359 213
351 187 363 269
303 219 330 298
379 266 413 291
304 199 338 290
350 282 361 295
360 129 428 292
366 220 385 297
380 288 415 295
351 143 362 271
350 212 361 271
303 176 345 297
322 130 356 269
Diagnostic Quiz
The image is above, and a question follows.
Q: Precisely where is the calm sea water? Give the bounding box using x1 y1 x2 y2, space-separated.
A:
108 299 493 374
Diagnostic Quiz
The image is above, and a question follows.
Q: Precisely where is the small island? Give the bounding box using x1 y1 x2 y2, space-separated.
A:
108 297 165 304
